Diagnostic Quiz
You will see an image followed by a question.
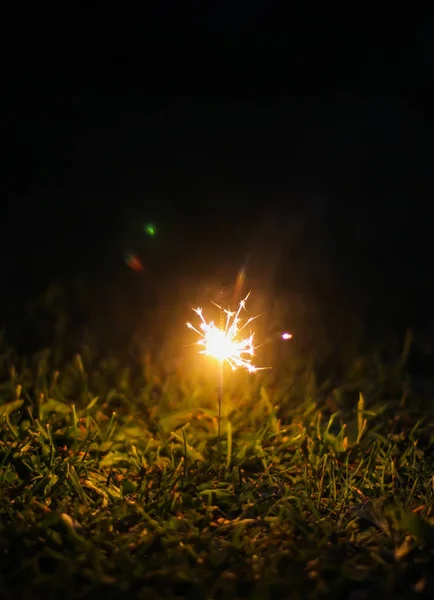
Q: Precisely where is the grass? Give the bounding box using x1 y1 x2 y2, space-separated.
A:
1 332 434 599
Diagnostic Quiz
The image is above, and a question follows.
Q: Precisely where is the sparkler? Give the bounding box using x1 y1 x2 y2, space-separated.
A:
186 289 292 457
186 292 264 454
186 292 263 373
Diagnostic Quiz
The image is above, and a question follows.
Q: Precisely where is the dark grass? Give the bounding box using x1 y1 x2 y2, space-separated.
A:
1 330 434 599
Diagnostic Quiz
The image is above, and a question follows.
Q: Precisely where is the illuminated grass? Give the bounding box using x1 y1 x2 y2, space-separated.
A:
1 340 434 599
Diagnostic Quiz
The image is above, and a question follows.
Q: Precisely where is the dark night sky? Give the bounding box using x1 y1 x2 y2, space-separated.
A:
2 7 434 342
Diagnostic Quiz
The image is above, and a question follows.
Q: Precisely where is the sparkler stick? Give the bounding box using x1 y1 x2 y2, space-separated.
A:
218 296 224 454
218 359 223 455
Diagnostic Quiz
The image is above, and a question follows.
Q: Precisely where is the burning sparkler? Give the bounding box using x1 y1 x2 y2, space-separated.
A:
186 292 263 374
186 290 292 455
187 292 265 455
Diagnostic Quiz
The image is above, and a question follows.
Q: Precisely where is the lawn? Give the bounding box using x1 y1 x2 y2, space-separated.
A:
1 331 434 599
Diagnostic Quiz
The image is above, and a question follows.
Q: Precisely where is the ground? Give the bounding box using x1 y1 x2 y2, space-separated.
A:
1 336 434 599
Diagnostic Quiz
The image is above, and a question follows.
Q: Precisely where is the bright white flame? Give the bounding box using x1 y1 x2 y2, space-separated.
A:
186 293 264 373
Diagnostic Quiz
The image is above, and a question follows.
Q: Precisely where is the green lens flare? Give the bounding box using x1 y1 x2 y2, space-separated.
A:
144 223 156 237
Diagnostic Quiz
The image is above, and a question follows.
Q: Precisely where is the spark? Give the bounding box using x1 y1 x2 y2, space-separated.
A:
186 292 264 373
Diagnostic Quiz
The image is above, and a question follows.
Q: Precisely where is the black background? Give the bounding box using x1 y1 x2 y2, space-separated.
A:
2 6 434 351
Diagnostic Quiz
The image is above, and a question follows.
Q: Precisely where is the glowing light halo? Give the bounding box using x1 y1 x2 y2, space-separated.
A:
186 292 266 373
